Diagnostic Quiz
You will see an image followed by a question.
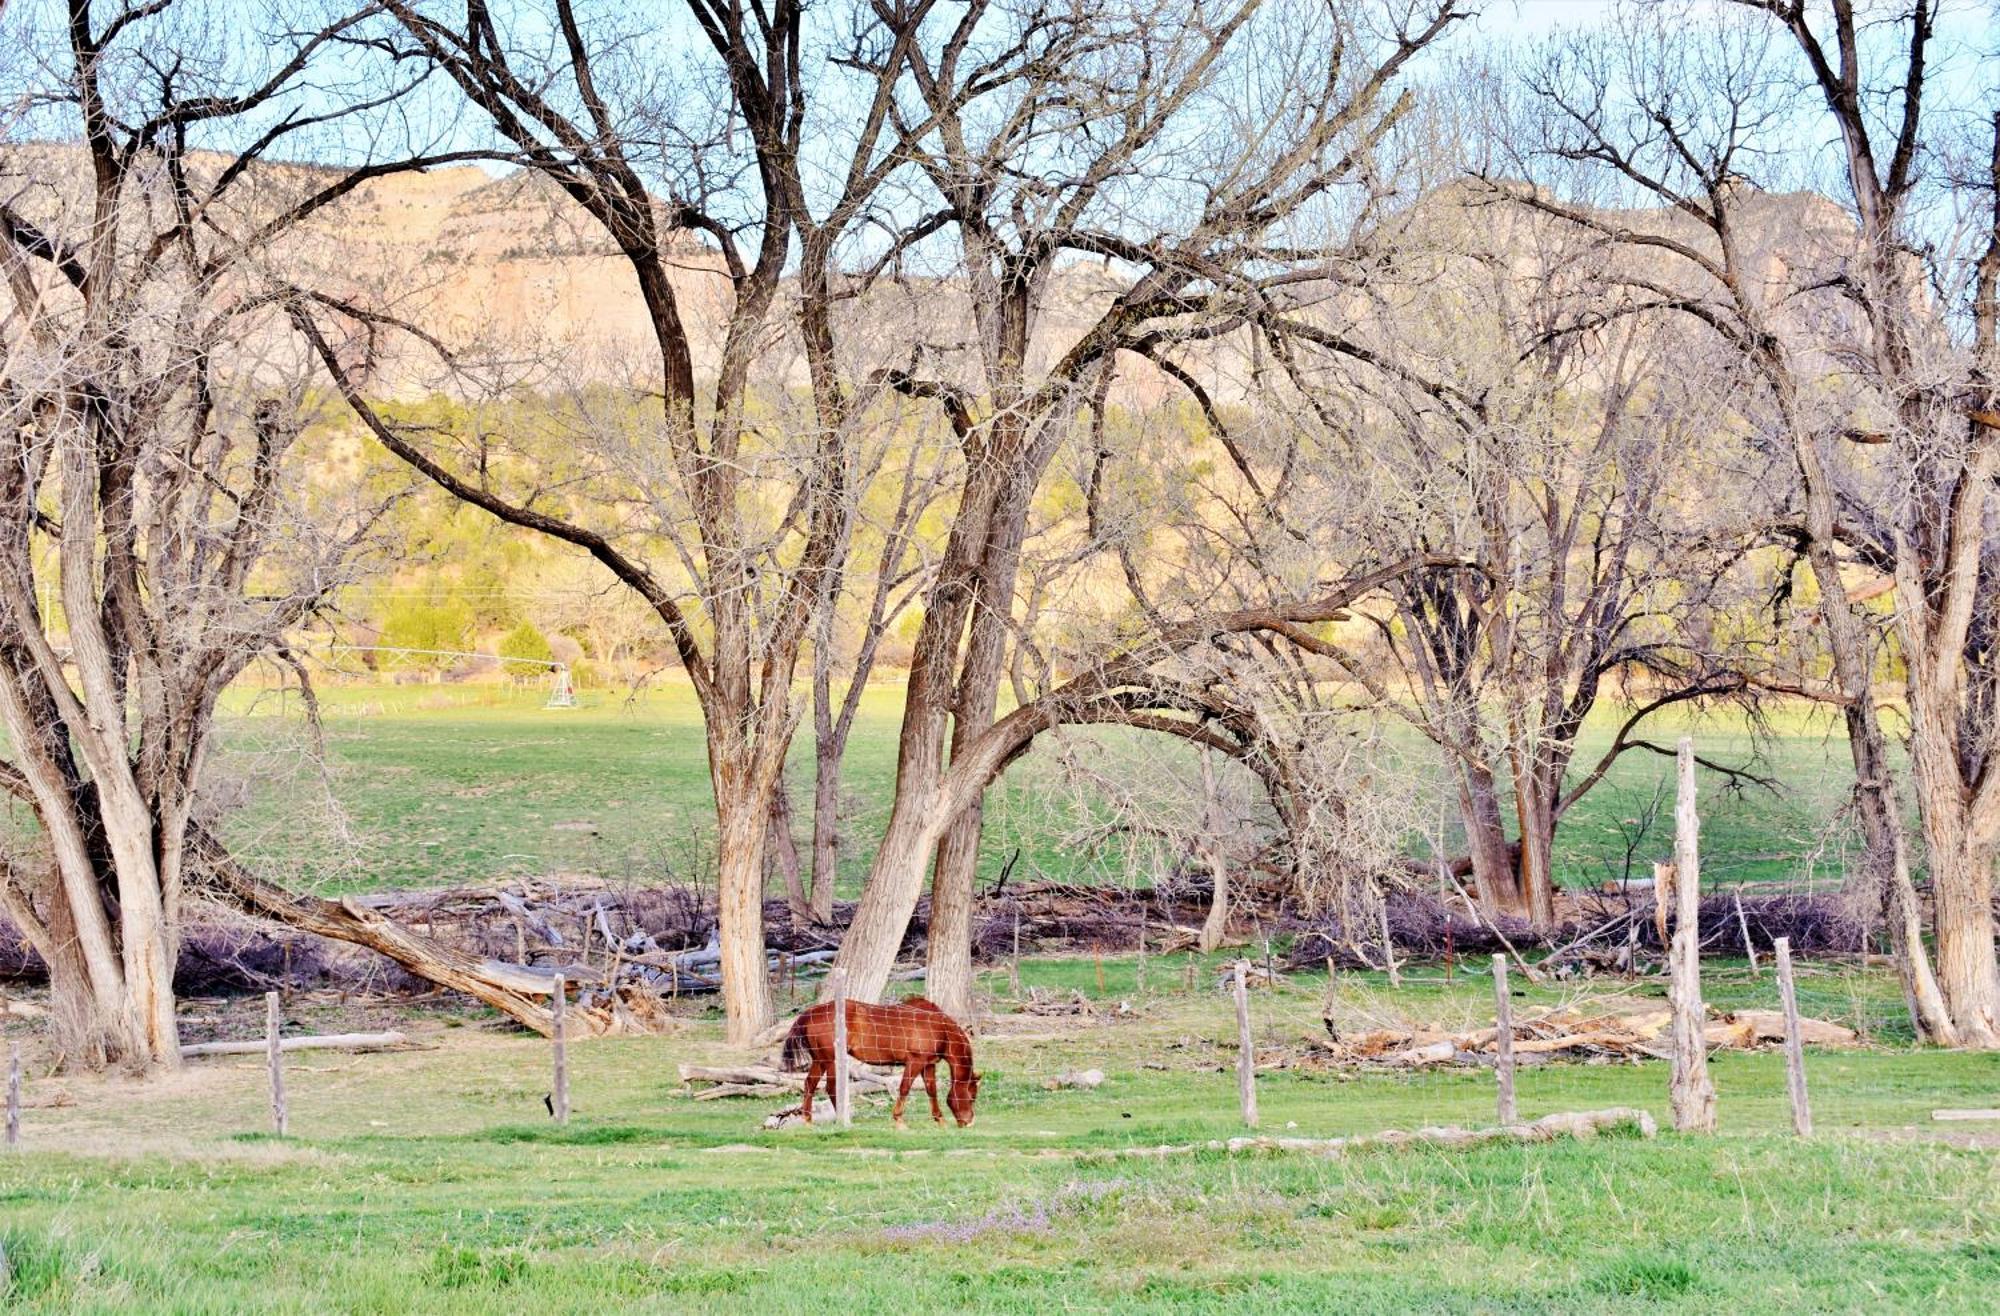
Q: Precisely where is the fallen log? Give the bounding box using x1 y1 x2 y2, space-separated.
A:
1083 1107 1657 1161
193 828 573 1038
181 1030 408 1058
677 1060 890 1094
1931 1109 2000 1122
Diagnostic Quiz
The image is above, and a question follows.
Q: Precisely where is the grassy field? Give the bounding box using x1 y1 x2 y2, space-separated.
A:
4 958 1998 1312
217 681 1867 896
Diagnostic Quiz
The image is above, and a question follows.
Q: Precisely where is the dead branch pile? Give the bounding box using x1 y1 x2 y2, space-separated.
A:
1283 889 1871 974
1297 995 1857 1070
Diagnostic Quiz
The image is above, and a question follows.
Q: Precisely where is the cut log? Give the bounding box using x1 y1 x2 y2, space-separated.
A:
182 1030 408 1058
1930 1109 2000 1122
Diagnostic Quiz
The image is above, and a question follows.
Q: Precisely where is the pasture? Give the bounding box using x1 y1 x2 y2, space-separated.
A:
4 958 1999 1313
217 682 1867 896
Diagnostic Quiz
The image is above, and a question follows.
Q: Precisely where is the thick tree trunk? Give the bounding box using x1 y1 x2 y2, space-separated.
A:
831 457 1010 1004
1457 766 1526 920
926 805 982 1019
713 781 777 1043
1511 777 1559 932
1909 695 2000 1045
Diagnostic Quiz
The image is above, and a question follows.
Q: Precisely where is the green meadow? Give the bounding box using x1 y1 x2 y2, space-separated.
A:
4 959 1998 1313
217 681 1865 897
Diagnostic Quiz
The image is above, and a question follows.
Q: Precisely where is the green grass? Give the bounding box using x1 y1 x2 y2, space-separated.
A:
217 681 1863 896
5 960 1999 1312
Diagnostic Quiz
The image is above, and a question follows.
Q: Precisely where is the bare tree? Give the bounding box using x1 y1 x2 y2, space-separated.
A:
0 0 514 1068
1504 0 1995 1041
831 0 1469 1015
1261 193 1766 931
333 0 948 1041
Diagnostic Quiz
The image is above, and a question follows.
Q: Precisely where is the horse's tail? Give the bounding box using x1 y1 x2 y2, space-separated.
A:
779 1010 813 1071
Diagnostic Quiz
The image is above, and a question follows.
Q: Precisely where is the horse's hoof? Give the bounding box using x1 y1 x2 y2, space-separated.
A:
894 1120 908 1132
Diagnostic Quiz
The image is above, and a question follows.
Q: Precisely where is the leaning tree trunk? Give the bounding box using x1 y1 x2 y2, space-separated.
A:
1790 425 1956 1044
924 449 1037 1022
194 831 576 1036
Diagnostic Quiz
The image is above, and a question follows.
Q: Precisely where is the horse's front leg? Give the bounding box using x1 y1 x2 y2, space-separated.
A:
894 1061 921 1130
800 1059 822 1124
923 1063 944 1125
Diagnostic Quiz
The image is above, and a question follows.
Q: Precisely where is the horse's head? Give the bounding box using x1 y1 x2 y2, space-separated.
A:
948 1071 981 1127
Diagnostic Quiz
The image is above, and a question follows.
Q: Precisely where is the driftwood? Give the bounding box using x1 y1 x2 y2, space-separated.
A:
181 1030 409 1058
1084 1107 1657 1161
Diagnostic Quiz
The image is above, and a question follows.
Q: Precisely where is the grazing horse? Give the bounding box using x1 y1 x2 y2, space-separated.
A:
780 996 980 1128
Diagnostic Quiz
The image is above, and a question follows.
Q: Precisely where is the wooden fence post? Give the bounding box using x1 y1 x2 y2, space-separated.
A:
1234 960 1258 1128
1735 891 1760 977
831 966 852 1127
1668 738 1718 1133
1492 955 1517 1125
1135 915 1147 994
265 991 288 1137
1775 937 1812 1136
5 1041 19 1149
551 973 570 1125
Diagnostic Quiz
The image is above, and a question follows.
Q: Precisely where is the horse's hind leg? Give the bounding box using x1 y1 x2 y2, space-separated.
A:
923 1063 944 1125
894 1061 921 1130
800 1059 822 1124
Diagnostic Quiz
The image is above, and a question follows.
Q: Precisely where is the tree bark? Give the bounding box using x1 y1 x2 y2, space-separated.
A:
712 777 777 1043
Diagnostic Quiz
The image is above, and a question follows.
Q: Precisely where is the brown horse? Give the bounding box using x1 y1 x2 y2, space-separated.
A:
779 996 980 1128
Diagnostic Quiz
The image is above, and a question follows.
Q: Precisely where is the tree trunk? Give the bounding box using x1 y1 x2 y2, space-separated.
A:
809 717 841 922
1198 843 1231 954
1511 776 1559 932
1791 429 1956 1043
767 780 810 919
924 461 1035 1022
713 779 777 1043
1457 766 1526 920
1908 692 2000 1045
925 804 982 1020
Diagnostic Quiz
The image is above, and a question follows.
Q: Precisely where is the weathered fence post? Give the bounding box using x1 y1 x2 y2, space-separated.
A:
1234 960 1258 1128
551 973 570 1125
1668 738 1717 1132
265 991 288 1137
831 966 852 1127
1492 955 1517 1125
1134 915 1147 994
5 1041 19 1149
1095 953 1105 996
1378 901 1400 989
1775 937 1812 1136
1735 891 1760 977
